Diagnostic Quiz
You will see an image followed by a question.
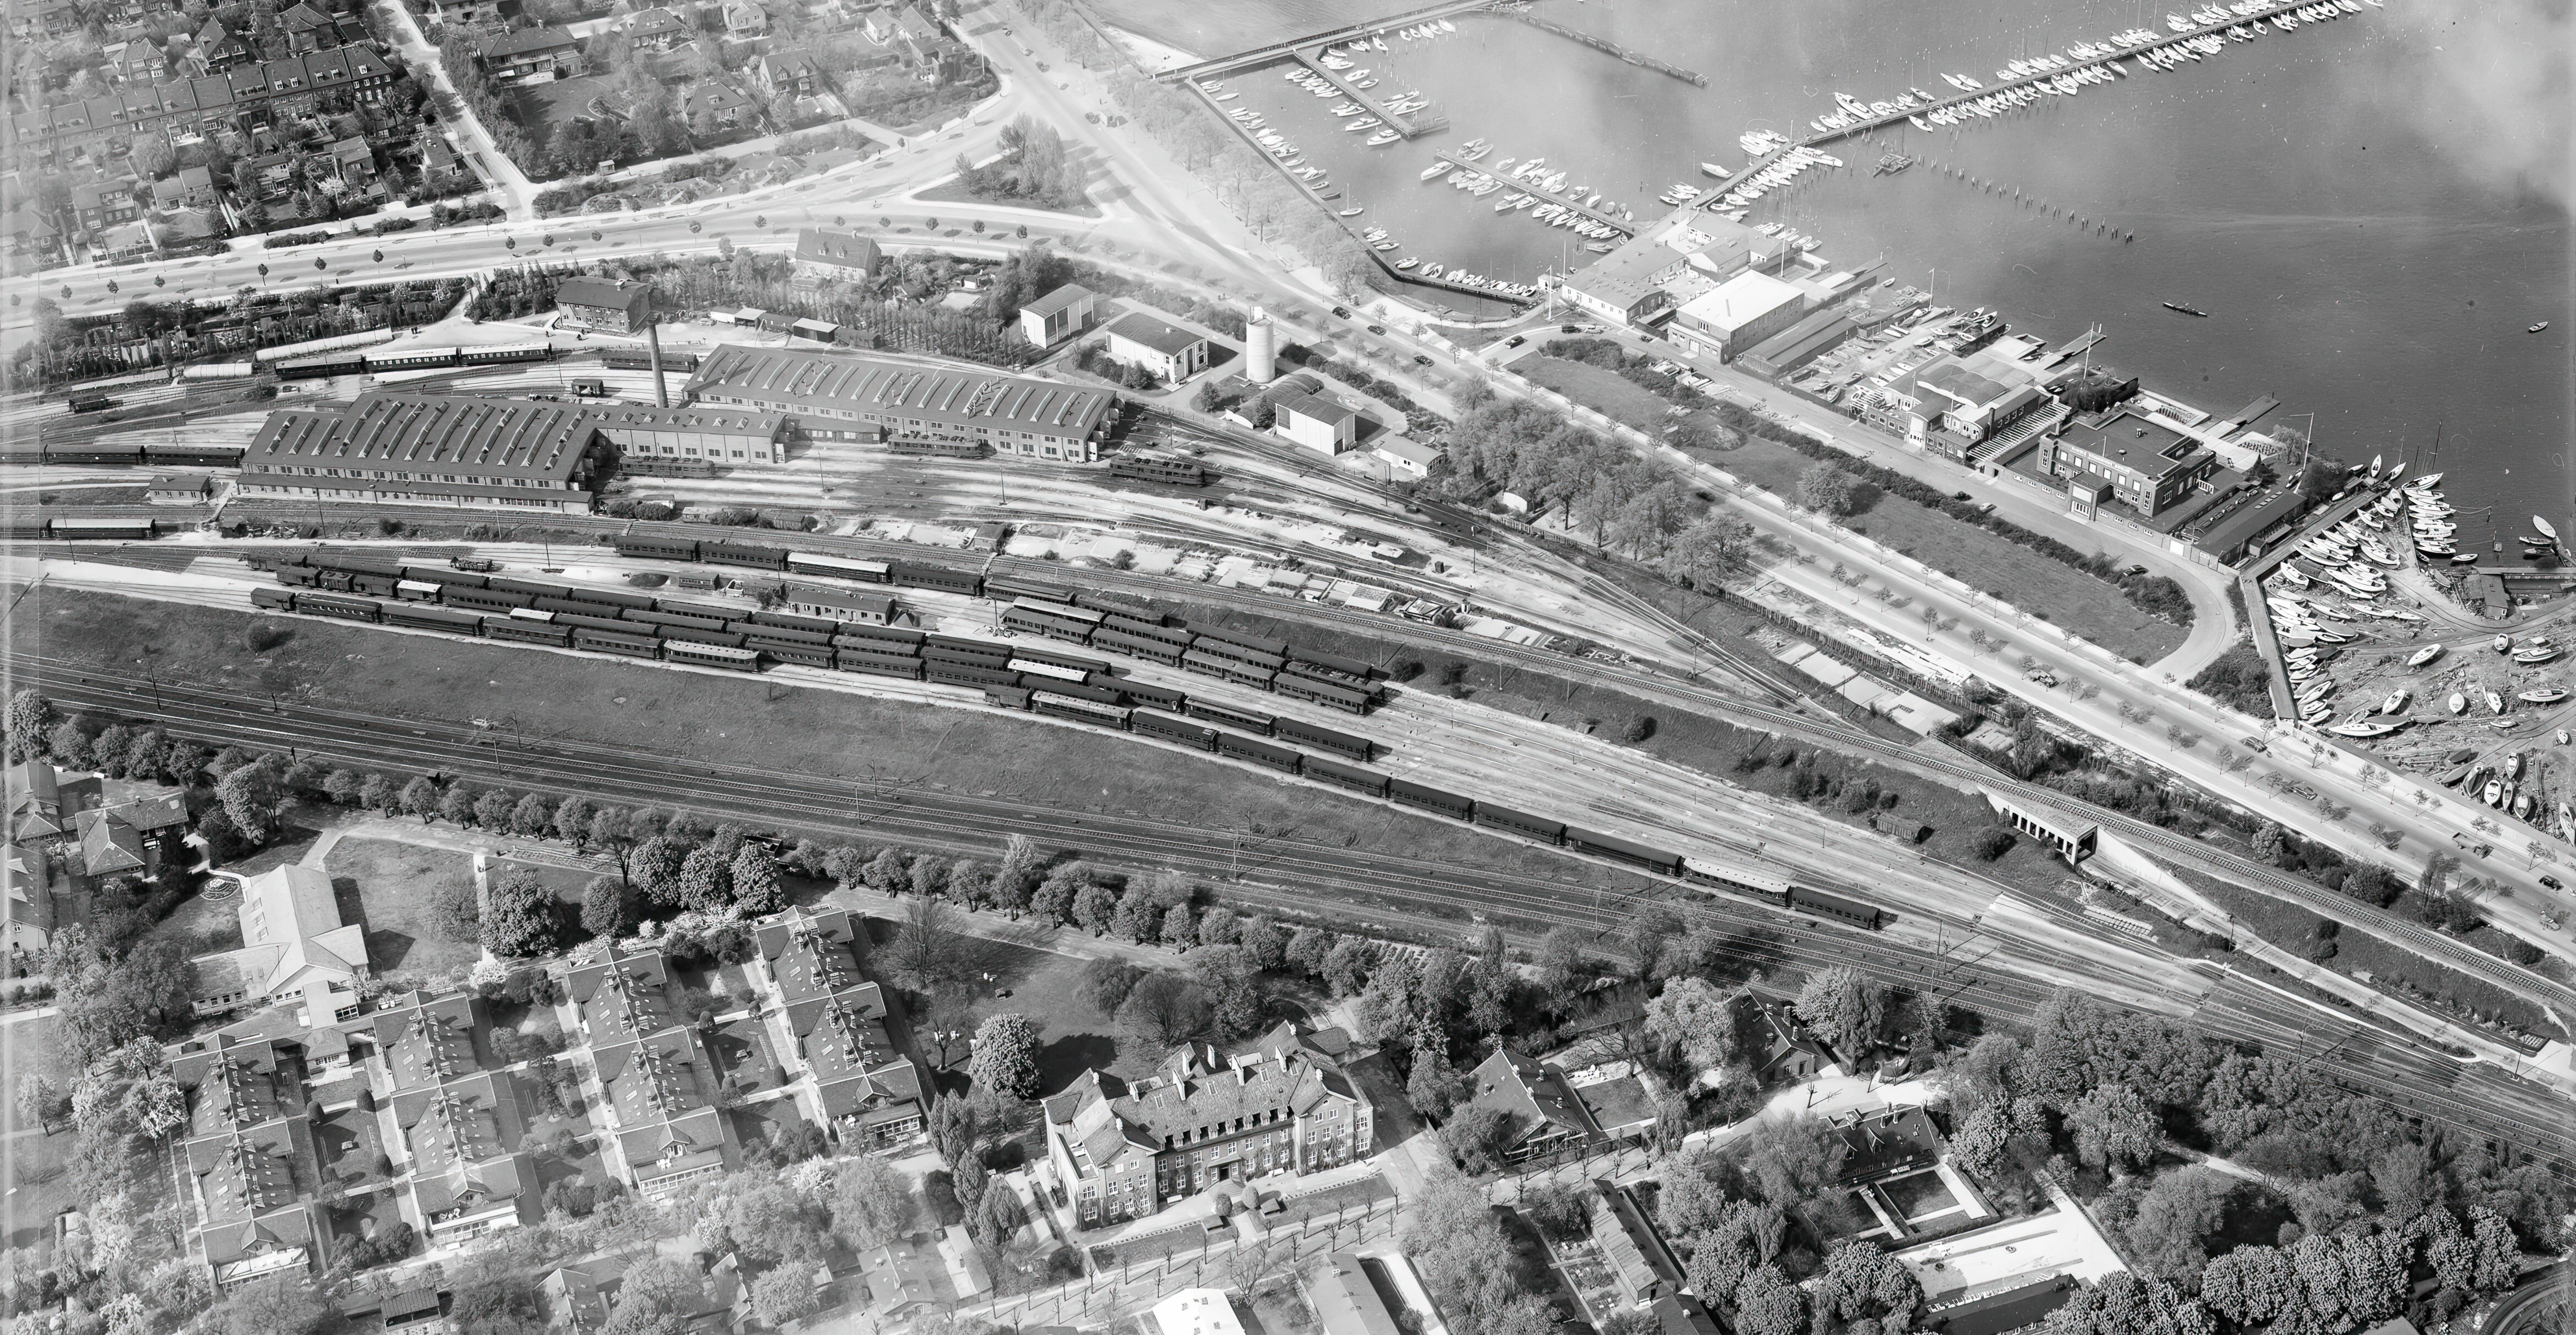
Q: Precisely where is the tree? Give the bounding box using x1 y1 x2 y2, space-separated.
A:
1076 957 1144 1013
822 844 870 888
677 846 732 915
1159 901 1198 949
1666 515 1757 589
215 762 284 842
440 784 477 826
880 895 965 993
633 836 689 908
992 834 1041 910
1116 973 1211 1049
863 847 909 893
553 797 595 848
481 868 559 957
1439 1103 1515 1175
2200 1245 2297 1327
830 1156 920 1249
1733 1263 1810 1335
1796 462 1858 517
16 1073 60 1135
978 1179 1028 1241
732 843 785 914
1645 977 1739 1071
47 717 94 769
1736 1116 1847 1215
2068 1083 2160 1173
1951 1104 2010 1179
511 792 553 837
1406 1026 1463 1117
2123 1167 2232 1279
1287 927 1335 977
6 690 55 762
1815 1240 1921 1327
1795 966 1884 1056
969 1014 1042 1101
431 876 481 943
1321 938 1372 996
401 776 440 822
474 788 516 828
207 1275 332 1335
581 876 631 940
1535 925 1587 998
55 935 197 1069
1072 879 1119 935
749 1271 817 1327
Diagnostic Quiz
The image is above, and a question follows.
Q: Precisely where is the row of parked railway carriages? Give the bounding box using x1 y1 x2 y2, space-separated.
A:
6 441 247 467
254 542 1884 929
271 342 555 381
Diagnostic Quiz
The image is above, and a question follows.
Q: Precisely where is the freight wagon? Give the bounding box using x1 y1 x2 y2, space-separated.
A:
1107 455 1209 487
785 552 892 582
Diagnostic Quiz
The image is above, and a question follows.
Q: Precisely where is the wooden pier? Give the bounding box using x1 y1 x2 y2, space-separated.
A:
1798 0 2368 149
1157 0 1500 83
1505 10 1706 85
1433 152 1636 234
1292 51 1444 140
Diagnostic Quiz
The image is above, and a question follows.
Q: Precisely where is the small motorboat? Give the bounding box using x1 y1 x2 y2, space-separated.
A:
2382 688 2410 714
2406 643 2445 668
2517 793 2540 821
2489 690 2508 715
2484 777 2505 806
2496 635 2514 653
2451 692 2469 714
2507 753 2524 780
2560 729 2573 745
2518 647 2564 665
2534 322 2553 333
2330 719 2405 739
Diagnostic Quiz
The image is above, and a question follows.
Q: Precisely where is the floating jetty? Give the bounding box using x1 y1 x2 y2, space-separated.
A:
1293 49 1444 139
1506 10 1708 85
1435 151 1636 234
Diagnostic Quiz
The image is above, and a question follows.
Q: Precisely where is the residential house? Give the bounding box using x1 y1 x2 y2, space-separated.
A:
475 27 577 85
279 3 336 51
788 226 877 286
392 1071 535 1245
592 1023 734 1197
568 945 681 1042
1737 988 1834 1082
5 844 54 956
71 179 141 236
1832 1104 1944 1185
1017 283 1096 346
1656 1295 1727 1335
679 80 757 132
1270 388 1357 455
624 6 688 49
188 864 370 1022
539 1258 626 1332
756 51 822 97
5 762 66 847
152 164 218 210
1460 1045 1598 1164
1104 311 1210 384
103 39 172 83
552 275 653 333
169 1032 328 1288
327 135 375 184
1042 1021 1373 1229
194 18 253 71
720 0 766 36
417 0 502 27
6 46 401 158
753 906 927 1151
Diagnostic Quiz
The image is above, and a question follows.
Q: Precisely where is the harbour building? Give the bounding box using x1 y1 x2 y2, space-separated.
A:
1558 216 1787 331
1860 351 2054 462
2034 409 2220 520
1669 271 1806 363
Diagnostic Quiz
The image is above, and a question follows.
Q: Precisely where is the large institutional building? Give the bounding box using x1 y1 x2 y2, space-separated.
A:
1042 1023 1373 1229
683 346 1120 462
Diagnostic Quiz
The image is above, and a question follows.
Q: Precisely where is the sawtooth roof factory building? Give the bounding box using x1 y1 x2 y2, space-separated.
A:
240 393 614 513
682 345 1120 462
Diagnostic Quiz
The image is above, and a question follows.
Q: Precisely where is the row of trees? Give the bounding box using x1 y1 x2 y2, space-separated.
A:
953 116 1083 210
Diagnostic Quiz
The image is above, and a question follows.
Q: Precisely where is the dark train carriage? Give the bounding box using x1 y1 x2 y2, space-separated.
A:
252 586 295 609
888 562 985 597
458 343 551 365
1181 649 1275 692
1565 828 1682 876
1000 607 1092 644
1787 885 1884 930
551 611 637 636
559 585 657 611
616 534 702 561
748 610 842 636
926 661 1018 690
653 599 739 621
1091 627 1185 666
1031 691 1130 729
664 641 761 672
1303 757 1390 799
740 625 837 649
363 347 463 372
600 348 699 371
399 566 489 589
1274 717 1373 763
486 577 574 600
444 586 535 612
1189 627 1291 661
1287 647 1383 680
1107 618 1194 651
531 595 597 616
622 608 734 634
1117 679 1187 713
701 540 789 570
1037 680 1126 708
986 684 1033 710
1189 638 1288 673
572 628 662 660
483 617 572 646
277 565 320 586
1107 455 1209 487
835 625 926 653
1185 700 1274 735
50 517 158 540
141 443 247 468
923 634 1012 665
1214 732 1300 774
386 605 485 634
784 552 890 582
755 641 836 668
273 353 368 380
885 438 989 459
1476 804 1567 844
1131 710 1218 751
987 575 1076 604
298 593 383 623
837 649 925 680
1388 778 1474 821
1274 673 1373 715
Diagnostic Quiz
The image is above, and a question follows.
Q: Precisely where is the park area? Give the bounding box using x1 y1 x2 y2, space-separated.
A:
323 836 483 980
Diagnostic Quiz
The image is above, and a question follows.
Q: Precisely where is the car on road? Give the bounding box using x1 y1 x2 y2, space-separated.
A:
1561 323 1582 333
1332 306 1351 318
2543 875 2564 890
1952 491 1972 501
1504 335 1525 347
2240 736 2268 752
2127 564 2149 575
1367 324 1385 334
1411 353 1433 366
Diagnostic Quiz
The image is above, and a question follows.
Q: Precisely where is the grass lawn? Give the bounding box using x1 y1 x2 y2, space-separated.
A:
1516 356 1680 433
0 1014 74 1249
324 837 481 980
18 588 1637 908
914 177 1102 218
1674 433 2189 663
2165 864 2558 1039
890 932 1139 1091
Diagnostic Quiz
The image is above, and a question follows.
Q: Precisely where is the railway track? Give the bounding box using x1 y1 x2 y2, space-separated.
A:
7 651 2569 1175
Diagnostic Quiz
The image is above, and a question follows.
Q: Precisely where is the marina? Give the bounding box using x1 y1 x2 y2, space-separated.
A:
1430 151 1637 235
1293 49 1446 139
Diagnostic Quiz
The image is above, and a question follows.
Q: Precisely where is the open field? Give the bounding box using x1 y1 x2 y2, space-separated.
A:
323 837 482 980
1515 356 1680 432
1678 434 2190 663
0 1013 74 1249
12 589 1640 898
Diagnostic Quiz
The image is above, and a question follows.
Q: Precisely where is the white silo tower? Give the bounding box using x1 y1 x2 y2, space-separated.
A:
1244 307 1277 384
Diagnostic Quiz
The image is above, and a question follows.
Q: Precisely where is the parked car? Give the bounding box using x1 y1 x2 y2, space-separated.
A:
1561 323 1582 333
2240 736 2268 753
1952 491 1972 501
1412 354 1433 366
1332 306 1351 318
2541 875 2564 890
1367 324 1385 334
1504 335 1526 347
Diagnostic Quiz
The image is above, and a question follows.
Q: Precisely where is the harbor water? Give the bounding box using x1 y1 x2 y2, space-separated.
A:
1108 0 2571 549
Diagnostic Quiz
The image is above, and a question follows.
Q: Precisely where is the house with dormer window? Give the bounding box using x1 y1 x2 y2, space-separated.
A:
169 1032 329 1288
592 1025 734 1198
751 907 927 1152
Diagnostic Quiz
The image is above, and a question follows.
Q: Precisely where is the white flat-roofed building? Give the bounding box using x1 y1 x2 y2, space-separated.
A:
1671 271 1806 362
1272 389 1357 455
1152 1290 1246 1335
683 345 1118 462
1104 311 1211 383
